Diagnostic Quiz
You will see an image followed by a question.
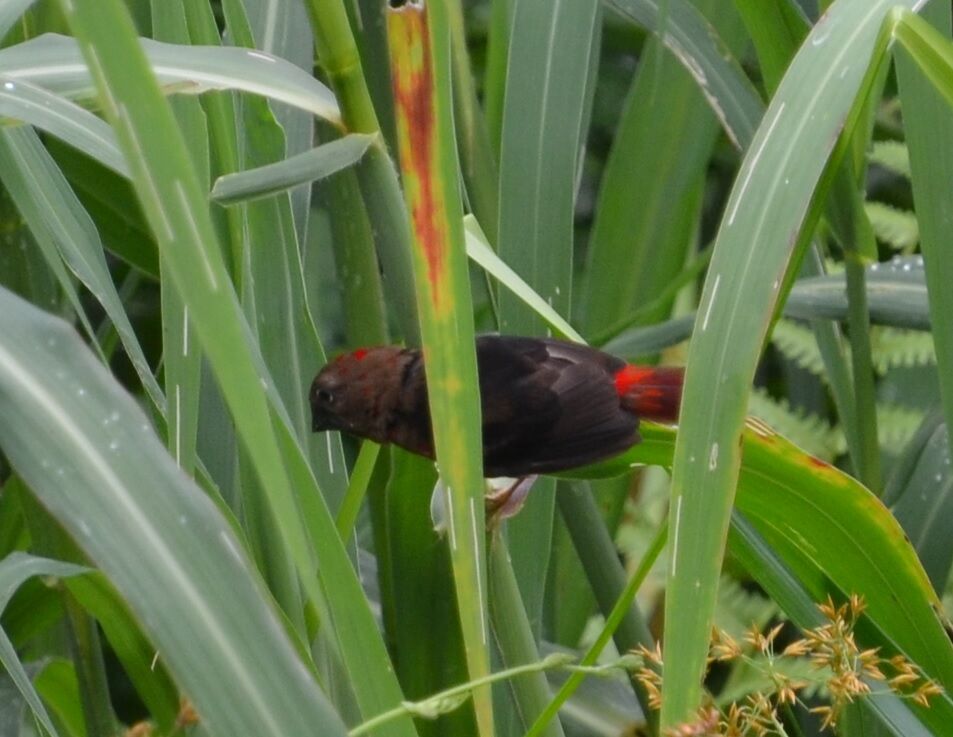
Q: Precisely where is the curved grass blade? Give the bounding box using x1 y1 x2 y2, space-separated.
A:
0 0 40 39
211 133 375 204
0 77 126 176
0 126 165 413
605 0 762 149
0 129 103 363
0 286 349 737
0 553 87 737
463 215 582 343
560 424 953 695
785 256 929 329
57 1 418 732
602 315 695 358
153 0 204 481
0 33 340 123
660 0 923 725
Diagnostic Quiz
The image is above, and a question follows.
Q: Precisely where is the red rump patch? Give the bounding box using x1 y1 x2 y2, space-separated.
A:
614 365 684 423
614 366 655 396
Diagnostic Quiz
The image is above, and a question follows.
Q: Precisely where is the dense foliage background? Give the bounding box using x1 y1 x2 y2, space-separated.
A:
1 0 953 735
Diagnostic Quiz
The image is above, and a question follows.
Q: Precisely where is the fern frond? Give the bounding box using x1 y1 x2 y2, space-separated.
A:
871 327 936 373
865 201 919 253
713 577 779 641
877 404 927 452
770 318 828 378
716 654 823 707
869 140 911 178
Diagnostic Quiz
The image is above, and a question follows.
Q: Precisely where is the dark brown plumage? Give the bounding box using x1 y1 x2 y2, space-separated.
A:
310 335 682 477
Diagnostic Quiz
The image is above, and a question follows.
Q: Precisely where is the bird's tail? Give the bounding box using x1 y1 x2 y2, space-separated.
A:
614 365 684 423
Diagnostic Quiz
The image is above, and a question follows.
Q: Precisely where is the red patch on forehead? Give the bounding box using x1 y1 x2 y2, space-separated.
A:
353 348 368 361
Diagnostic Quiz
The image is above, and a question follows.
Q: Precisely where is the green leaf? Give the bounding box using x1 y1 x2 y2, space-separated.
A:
0 286 351 737
660 9 910 713
584 3 746 333
496 0 599 656
564 424 953 708
895 4 953 617
0 0 40 39
605 0 762 149
0 126 165 413
0 78 126 176
211 133 376 204
463 215 581 343
33 659 87 737
0 553 87 737
0 33 340 122
58 1 417 732
888 416 953 589
602 315 695 358
786 256 929 329
388 3 489 734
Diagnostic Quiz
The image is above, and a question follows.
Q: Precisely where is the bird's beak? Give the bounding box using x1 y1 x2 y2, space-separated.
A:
311 406 332 433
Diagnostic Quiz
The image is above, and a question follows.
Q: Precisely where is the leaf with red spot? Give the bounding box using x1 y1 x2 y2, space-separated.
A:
387 4 493 735
558 422 953 704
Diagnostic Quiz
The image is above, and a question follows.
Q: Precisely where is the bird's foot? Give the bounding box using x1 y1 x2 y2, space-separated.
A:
485 475 539 524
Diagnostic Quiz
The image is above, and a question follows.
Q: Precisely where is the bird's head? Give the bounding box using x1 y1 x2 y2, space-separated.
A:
309 346 407 442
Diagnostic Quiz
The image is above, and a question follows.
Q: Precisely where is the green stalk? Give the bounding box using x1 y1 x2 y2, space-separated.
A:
842 254 882 491
181 0 246 285
556 484 657 733
63 593 118 737
487 532 566 737
827 168 883 492
303 0 378 133
304 0 419 343
799 247 862 474
527 518 668 737
324 168 389 346
352 148 421 344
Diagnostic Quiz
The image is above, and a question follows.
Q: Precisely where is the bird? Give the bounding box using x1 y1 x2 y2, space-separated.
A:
310 335 683 478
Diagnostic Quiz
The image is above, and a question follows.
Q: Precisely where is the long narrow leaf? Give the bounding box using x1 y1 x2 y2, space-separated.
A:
0 33 340 123
0 78 126 175
57 2 417 732
0 553 87 737
0 288 348 737
211 133 375 204
388 4 490 734
661 1 920 725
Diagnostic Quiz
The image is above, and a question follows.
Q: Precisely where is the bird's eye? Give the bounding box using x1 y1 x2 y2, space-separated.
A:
317 389 335 405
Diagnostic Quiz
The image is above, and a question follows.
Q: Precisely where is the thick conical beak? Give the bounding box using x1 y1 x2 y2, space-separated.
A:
311 404 334 433
311 409 324 432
